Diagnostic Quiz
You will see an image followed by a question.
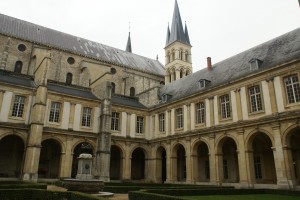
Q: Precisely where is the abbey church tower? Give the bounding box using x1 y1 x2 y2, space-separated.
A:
165 0 192 84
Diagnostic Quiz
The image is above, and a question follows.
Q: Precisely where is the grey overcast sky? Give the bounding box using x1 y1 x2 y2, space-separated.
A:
0 0 299 72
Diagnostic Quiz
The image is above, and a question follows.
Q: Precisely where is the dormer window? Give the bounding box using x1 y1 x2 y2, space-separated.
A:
199 79 211 89
249 59 262 71
161 94 172 103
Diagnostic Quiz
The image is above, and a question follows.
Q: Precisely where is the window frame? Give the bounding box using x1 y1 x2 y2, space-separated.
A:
176 107 183 129
81 107 92 128
219 94 231 119
196 102 205 124
136 116 144 134
48 101 62 123
159 113 165 132
284 74 300 104
111 112 120 131
11 95 26 118
248 85 263 113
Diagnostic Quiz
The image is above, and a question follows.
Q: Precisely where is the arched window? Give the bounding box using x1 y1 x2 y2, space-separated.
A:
185 51 188 62
66 73 73 85
186 70 190 76
180 69 184 78
172 50 175 61
130 87 135 97
111 82 116 94
14 61 23 74
173 70 176 81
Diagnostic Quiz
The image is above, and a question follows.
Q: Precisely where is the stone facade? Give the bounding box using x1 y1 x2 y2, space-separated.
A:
0 1 300 191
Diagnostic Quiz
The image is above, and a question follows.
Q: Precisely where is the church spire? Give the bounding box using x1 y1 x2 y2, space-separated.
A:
165 23 170 46
166 0 190 47
184 22 191 45
125 32 132 53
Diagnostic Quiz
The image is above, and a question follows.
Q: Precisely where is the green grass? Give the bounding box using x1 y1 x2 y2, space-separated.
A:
183 194 300 200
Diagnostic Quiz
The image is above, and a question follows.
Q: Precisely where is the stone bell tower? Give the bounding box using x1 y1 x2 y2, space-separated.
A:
165 0 192 84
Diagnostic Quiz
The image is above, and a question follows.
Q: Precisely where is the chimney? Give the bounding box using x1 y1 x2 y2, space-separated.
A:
207 57 212 71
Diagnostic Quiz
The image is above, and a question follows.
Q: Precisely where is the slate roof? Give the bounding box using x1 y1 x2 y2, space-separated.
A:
47 82 99 100
0 70 35 88
0 13 165 76
160 27 300 103
112 94 146 109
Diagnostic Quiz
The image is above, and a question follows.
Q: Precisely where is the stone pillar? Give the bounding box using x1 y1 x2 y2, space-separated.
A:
190 103 195 130
122 143 131 180
165 143 172 183
236 129 250 188
215 153 223 185
185 138 192 183
95 82 112 182
126 113 131 137
230 91 238 122
0 90 4 113
272 123 290 189
60 136 73 178
171 109 175 135
266 78 278 113
240 87 249 120
68 103 76 130
205 98 211 127
208 134 217 185
209 97 215 126
245 150 255 188
213 96 219 126
234 89 243 121
22 86 47 181
282 146 295 188
183 105 188 132
175 69 180 81
155 114 159 135
121 112 127 137
0 91 12 122
171 71 175 82
165 110 169 136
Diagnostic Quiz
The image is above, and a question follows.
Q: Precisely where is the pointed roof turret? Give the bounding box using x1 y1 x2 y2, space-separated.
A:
125 32 132 53
184 22 191 45
166 0 190 47
166 23 171 46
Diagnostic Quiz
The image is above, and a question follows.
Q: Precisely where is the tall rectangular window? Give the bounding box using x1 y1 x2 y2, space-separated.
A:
284 75 300 104
254 156 262 179
136 116 144 134
249 85 263 112
176 108 183 129
220 95 231 119
159 113 165 132
111 112 120 131
49 102 61 123
82 107 92 127
196 102 205 124
11 95 26 117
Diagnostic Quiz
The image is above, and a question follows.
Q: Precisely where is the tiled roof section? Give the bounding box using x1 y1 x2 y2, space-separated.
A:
47 82 99 100
0 70 35 88
0 13 165 76
112 94 146 109
160 27 300 103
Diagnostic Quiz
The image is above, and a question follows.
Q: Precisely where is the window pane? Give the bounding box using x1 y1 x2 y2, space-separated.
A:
285 75 300 104
49 102 61 123
11 95 25 117
111 112 120 131
82 107 92 127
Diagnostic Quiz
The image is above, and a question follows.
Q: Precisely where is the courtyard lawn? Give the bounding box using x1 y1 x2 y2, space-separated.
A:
183 194 300 200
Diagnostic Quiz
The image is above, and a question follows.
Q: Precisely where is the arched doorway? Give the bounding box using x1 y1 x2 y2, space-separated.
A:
171 144 186 182
286 128 300 185
131 148 145 180
218 137 239 183
71 142 93 178
156 147 167 183
193 142 210 182
38 139 61 179
110 145 122 180
0 135 24 178
250 133 276 184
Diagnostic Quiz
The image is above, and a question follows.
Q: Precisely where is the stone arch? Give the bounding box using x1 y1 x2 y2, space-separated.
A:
245 129 274 151
38 139 62 179
0 131 27 143
171 143 187 182
215 135 239 154
156 146 167 183
71 141 95 178
216 136 239 183
0 134 25 178
42 136 66 153
131 147 146 180
246 131 277 184
179 68 184 78
110 145 124 180
282 125 300 185
71 140 96 154
191 140 210 182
